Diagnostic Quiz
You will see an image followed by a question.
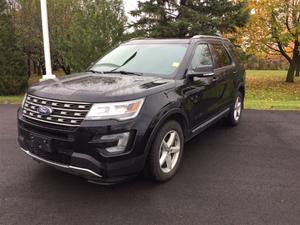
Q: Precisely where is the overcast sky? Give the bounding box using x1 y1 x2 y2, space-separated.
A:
124 0 139 12
124 0 146 21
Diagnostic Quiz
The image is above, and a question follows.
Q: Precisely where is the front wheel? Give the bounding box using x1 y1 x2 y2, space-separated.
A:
225 92 244 126
148 121 184 182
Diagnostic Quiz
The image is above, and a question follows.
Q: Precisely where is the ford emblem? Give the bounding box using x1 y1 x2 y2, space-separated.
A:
37 106 53 116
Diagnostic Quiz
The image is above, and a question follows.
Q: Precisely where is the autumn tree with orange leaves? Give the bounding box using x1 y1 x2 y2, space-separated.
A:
239 0 300 82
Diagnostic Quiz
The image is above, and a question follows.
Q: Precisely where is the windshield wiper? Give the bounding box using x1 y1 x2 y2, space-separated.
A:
88 69 142 76
117 70 143 76
89 52 138 75
88 69 104 74
111 51 138 72
105 70 143 76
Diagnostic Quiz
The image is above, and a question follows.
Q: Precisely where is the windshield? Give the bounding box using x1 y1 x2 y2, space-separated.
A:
91 44 188 76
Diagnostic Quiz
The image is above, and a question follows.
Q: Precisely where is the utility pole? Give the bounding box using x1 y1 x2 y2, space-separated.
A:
40 0 56 81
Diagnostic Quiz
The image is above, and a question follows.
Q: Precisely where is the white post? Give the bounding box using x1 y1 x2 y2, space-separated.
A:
40 0 56 81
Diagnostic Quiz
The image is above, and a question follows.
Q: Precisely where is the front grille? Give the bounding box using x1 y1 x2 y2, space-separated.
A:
23 94 92 127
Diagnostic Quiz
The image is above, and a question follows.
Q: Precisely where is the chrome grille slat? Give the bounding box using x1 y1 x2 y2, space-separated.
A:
27 95 90 105
25 101 89 112
23 114 80 127
23 107 85 120
23 95 92 127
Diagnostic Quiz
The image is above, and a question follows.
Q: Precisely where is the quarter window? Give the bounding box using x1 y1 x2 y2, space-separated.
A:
211 44 232 68
191 44 213 70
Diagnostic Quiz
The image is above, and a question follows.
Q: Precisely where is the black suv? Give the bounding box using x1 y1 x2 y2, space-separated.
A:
18 35 245 184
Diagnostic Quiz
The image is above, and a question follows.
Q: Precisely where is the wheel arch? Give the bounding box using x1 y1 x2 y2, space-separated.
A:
238 84 245 97
237 84 245 108
144 108 190 156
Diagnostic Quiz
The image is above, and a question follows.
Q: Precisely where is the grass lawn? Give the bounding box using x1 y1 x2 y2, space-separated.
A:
1 70 300 110
0 95 23 104
245 70 300 110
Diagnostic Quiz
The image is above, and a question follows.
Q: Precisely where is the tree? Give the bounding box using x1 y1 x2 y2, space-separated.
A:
49 0 127 73
129 0 250 38
15 0 127 75
0 0 27 95
238 0 300 83
15 0 44 76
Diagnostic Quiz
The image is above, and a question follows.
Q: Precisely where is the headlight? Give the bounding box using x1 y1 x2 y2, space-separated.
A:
21 93 27 108
85 98 145 121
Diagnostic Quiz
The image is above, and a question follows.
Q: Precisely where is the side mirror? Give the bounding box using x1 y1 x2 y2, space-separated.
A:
187 65 214 79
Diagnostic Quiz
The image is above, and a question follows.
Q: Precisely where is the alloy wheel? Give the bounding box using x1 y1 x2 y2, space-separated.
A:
159 130 181 174
234 96 242 121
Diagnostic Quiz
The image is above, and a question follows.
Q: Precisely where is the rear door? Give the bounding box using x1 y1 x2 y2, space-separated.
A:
209 41 236 110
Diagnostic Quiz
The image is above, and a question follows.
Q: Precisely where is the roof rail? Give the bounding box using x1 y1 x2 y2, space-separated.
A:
129 37 156 41
129 37 144 41
191 35 224 40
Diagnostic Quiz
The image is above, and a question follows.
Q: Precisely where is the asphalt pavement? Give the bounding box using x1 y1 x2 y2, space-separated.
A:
0 104 300 225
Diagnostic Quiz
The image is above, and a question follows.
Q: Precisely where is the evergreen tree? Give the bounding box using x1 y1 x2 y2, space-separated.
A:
130 0 250 38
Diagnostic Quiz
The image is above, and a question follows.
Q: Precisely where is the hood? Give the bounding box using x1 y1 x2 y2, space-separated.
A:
28 72 175 102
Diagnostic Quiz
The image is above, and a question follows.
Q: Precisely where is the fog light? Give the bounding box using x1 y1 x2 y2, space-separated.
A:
100 132 130 153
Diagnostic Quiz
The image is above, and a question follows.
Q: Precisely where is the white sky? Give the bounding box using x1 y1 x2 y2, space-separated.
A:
124 0 139 12
124 0 146 22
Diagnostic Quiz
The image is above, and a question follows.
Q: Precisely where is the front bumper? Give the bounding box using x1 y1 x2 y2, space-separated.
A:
20 147 102 178
18 109 149 183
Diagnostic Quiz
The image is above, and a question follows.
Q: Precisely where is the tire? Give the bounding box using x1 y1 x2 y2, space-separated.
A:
148 120 184 182
225 91 244 126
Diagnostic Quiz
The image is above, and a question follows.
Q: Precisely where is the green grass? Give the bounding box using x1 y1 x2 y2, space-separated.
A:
1 70 300 110
245 70 300 110
0 95 23 104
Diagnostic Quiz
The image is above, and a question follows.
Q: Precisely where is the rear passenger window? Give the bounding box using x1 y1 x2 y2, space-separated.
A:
226 43 242 64
191 44 213 70
211 44 232 68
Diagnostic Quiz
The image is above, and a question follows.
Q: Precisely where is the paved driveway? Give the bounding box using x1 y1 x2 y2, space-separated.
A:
0 105 300 225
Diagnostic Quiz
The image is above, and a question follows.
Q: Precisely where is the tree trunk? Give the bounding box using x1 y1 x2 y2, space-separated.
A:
41 64 46 75
33 61 37 74
296 64 300 77
27 53 31 78
57 57 71 75
295 56 300 77
286 40 299 82
37 63 41 76
286 61 296 83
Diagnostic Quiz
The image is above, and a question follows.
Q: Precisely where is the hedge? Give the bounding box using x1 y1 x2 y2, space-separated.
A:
0 75 27 95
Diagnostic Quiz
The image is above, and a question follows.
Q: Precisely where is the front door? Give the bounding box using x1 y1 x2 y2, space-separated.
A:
181 43 221 129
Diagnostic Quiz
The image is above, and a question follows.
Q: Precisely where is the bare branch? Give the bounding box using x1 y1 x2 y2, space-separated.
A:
264 43 281 52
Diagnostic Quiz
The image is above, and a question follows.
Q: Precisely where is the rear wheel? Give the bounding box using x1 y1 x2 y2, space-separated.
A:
225 91 244 126
148 121 184 182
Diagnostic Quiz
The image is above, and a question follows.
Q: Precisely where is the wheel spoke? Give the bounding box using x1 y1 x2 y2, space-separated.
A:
170 146 180 153
165 154 172 169
159 151 168 166
167 132 176 148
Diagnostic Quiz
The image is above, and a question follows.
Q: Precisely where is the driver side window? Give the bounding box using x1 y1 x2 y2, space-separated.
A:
191 44 213 70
